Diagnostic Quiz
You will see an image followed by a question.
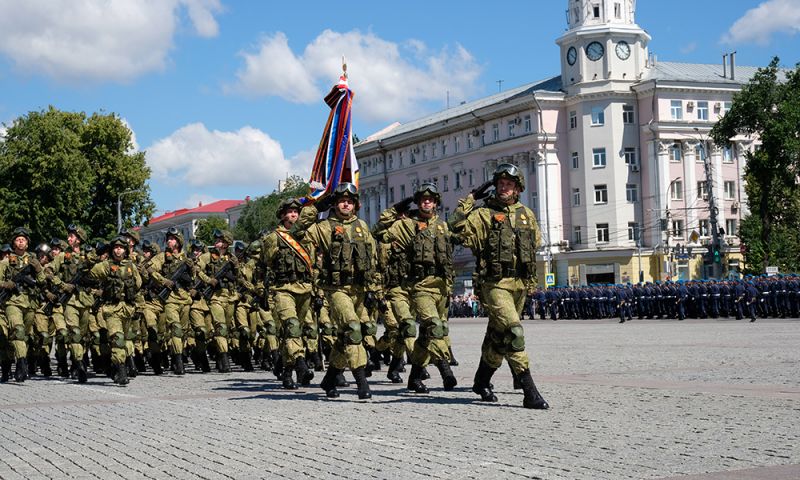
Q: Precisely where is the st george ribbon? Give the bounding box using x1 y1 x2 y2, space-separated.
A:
303 58 359 204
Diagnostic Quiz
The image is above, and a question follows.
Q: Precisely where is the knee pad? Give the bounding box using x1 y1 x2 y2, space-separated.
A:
399 319 417 338
171 324 184 339
112 332 126 349
303 324 318 340
93 331 102 346
426 318 445 340
442 321 450 337
57 328 69 343
342 321 363 345
504 325 526 352
215 323 228 338
13 325 26 341
39 331 51 344
283 317 302 338
264 321 277 336
319 322 335 336
361 321 378 338
255 324 266 335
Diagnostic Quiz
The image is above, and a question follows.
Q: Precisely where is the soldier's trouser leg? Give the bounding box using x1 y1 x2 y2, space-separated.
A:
326 289 367 371
5 305 29 359
62 305 86 362
104 304 134 367
273 291 311 366
376 306 399 353
302 308 319 354
32 312 51 366
163 303 186 355
190 307 209 352
389 292 415 358
208 298 231 353
410 291 449 368
480 285 530 375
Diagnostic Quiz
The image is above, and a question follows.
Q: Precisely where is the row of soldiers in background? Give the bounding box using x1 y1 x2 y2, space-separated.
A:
529 277 800 323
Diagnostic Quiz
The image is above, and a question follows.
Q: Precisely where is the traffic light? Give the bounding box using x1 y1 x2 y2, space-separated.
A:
713 247 721 263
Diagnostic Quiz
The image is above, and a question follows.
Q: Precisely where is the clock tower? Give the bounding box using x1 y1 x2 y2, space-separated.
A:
556 0 650 96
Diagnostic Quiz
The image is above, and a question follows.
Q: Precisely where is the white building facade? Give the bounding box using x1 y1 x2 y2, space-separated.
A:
356 0 753 291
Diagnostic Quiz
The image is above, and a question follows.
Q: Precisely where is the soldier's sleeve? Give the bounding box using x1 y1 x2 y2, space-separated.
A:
372 206 399 238
302 223 324 261
447 194 476 234
133 263 142 289
291 204 318 239
88 261 107 282
239 262 255 291
384 218 414 251
460 207 486 252
148 253 167 283
196 253 213 284
366 225 381 292
45 253 64 286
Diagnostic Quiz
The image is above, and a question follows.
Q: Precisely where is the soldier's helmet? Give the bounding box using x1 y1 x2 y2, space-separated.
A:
492 163 525 192
247 240 262 257
49 237 66 251
35 243 51 258
94 239 109 256
0 244 12 254
276 198 304 219
142 239 161 255
119 228 141 245
66 224 88 244
190 239 205 252
213 228 234 245
10 226 31 243
233 240 248 253
165 226 185 248
414 182 441 204
332 182 360 209
108 236 129 256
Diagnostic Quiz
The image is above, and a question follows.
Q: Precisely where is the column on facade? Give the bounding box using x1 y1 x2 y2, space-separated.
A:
683 141 698 241
649 140 671 248
736 141 751 217
534 147 562 254
367 187 379 225
710 142 725 235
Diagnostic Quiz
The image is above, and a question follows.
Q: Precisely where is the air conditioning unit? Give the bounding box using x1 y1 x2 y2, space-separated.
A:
714 102 721 110
731 201 739 210
560 240 570 250
687 101 695 109
630 164 640 172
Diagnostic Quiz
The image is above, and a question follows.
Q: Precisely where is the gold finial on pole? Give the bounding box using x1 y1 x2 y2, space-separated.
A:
342 55 348 79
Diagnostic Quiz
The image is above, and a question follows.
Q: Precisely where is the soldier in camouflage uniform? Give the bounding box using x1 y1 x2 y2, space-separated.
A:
137 240 165 374
261 198 315 389
30 243 55 377
298 183 378 399
88 236 143 385
233 241 256 372
450 164 549 409
379 183 458 393
243 240 274 371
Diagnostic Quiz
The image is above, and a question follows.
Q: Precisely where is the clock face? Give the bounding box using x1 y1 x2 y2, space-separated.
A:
567 46 577 66
586 41 604 61
616 41 631 60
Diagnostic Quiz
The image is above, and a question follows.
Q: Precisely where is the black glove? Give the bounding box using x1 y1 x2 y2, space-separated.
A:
315 195 334 212
472 180 494 201
393 196 414 213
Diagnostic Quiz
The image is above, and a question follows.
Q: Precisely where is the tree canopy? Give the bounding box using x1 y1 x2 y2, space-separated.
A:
711 57 800 273
233 176 308 241
194 216 231 245
0 106 154 245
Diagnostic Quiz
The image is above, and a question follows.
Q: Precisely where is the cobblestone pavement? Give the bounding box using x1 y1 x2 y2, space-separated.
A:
1 318 798 480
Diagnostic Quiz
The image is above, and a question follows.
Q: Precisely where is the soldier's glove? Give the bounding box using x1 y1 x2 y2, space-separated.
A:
161 279 175 290
0 281 15 290
188 289 198 298
230 255 239 267
471 180 494 201
91 288 103 297
208 278 218 288
61 283 76 293
28 257 43 273
45 292 58 303
364 292 377 310
314 195 334 212
393 196 415 214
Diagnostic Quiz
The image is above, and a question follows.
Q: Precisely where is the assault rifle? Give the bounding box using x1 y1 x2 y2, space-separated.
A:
0 264 36 305
193 251 243 300
157 260 193 302
43 269 85 316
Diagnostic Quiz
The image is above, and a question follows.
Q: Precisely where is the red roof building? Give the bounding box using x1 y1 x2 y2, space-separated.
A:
139 199 246 247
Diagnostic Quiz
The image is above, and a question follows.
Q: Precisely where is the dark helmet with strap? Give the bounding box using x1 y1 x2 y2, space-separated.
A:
276 198 303 219
213 228 234 245
142 239 160 255
10 226 31 243
35 243 51 258
492 163 525 192
332 182 360 209
108 236 130 256
165 226 185 248
413 182 441 204
119 228 141 245
66 223 88 243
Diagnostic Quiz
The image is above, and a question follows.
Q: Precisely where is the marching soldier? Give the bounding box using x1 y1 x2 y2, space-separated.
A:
450 164 549 409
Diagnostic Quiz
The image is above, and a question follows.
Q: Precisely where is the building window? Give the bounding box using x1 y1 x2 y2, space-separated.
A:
574 226 582 245
398 151 404 167
722 101 732 116
507 121 515 137
444 207 450 221
670 142 682 162
697 181 708 200
571 152 579 169
524 115 532 133
724 180 735 199
400 185 406 198
591 106 605 126
626 183 638 203
699 219 710 237
389 187 395 203
672 219 685 238
622 105 634 124
592 148 607 167
614 2 622 18
695 143 706 162
411 152 416 164
443 175 449 192
697 101 709 121
453 137 459 154
455 172 461 190
492 123 500 142
467 135 474 150
594 184 608 204
388 154 393 170
468 169 474 187
569 111 577 129
723 145 734 163
422 145 427 161
572 188 581 206
671 180 683 200
628 222 639 241
441 140 447 156
531 192 539 211
593 4 601 18
670 100 683 120
726 219 738 236
596 223 609 243
623 147 637 166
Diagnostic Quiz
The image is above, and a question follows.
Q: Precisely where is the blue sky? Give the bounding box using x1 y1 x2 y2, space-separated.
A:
1 0 798 216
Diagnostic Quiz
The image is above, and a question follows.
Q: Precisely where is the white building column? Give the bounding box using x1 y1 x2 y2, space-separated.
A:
649 140 671 247
535 146 562 257
711 143 725 234
683 142 698 237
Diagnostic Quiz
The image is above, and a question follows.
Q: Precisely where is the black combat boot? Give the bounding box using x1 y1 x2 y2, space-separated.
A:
126 356 138 378
448 346 459 366
420 366 431 380
312 350 325 372
471 360 498 402
14 358 28 382
272 354 283 379
114 362 129 385
368 348 382 373
150 351 164 375
39 354 52 377
295 357 314 387
407 364 429 393
320 367 342 398
518 369 549 410
73 358 88 384
134 352 146 373
435 359 458 391
335 371 349 387
172 353 185 375
282 366 298 390
382 349 391 365
57 354 69 378
240 347 254 372
1 360 11 383
511 364 522 390
199 350 211 373
352 366 372 400
218 352 231 373
386 355 404 383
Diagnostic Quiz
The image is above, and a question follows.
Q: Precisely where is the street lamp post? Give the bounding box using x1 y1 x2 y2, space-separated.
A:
694 127 721 279
117 189 142 234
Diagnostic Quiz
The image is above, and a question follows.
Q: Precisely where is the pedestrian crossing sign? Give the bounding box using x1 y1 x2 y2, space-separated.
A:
545 273 555 287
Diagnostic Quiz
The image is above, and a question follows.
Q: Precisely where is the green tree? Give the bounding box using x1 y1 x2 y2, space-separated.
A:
233 176 308 241
194 216 230 245
0 106 155 244
711 58 800 272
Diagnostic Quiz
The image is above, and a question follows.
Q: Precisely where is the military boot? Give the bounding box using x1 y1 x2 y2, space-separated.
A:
448 346 459 366
435 359 458 391
240 347 254 372
14 358 28 382
312 350 325 372
282 366 298 390
126 357 138 378
518 369 549 409
150 351 164 375
420 366 430 380
114 362 129 385
27 352 37 377
198 350 211 373
1 360 11 383
259 346 272 371
320 367 342 398
172 353 185 375
511 364 522 390
386 355 404 383
407 364 429 393
352 366 372 400
272 354 283 379
295 357 314 387
39 355 52 377
134 352 146 373
368 348 382 373
218 352 231 373
57 354 69 378
471 359 498 402
73 358 88 384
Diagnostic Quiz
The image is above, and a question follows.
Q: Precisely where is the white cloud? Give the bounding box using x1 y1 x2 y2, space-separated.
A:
230 29 482 122
120 118 140 152
680 42 697 54
0 124 6 141
0 0 222 82
145 122 310 189
722 0 800 46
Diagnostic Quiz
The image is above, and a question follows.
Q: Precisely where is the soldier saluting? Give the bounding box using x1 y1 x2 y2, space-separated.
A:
450 164 549 409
